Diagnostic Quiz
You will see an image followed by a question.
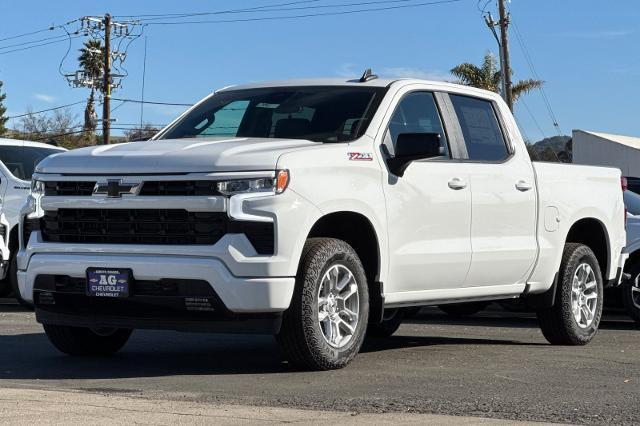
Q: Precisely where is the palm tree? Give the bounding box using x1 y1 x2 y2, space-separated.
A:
451 52 543 102
78 40 105 136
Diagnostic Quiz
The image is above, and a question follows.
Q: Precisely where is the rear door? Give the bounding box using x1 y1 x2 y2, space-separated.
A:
447 94 538 287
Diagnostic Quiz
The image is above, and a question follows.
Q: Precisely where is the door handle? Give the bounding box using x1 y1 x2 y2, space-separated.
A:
448 178 467 190
515 180 533 192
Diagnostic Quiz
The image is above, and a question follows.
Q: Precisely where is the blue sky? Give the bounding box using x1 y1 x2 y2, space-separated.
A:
0 0 638 141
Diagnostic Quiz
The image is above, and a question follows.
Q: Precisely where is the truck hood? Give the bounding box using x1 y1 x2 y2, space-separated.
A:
35 137 318 175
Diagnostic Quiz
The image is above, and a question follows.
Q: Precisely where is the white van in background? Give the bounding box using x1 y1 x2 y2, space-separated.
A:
0 138 66 306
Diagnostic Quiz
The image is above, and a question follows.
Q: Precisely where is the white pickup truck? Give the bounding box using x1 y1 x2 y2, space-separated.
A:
18 75 627 370
0 139 65 306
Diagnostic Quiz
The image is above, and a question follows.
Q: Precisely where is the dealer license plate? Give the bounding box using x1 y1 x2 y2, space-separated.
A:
86 268 131 297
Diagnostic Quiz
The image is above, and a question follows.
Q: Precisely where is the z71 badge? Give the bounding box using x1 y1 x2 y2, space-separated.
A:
347 152 373 161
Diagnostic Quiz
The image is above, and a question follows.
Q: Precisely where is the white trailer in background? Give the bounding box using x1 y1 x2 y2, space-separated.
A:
573 130 640 177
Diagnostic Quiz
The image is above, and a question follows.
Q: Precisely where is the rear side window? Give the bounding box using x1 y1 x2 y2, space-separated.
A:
385 91 449 158
450 95 509 162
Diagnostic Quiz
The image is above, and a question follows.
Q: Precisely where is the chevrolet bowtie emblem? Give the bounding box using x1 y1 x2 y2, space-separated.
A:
93 179 140 197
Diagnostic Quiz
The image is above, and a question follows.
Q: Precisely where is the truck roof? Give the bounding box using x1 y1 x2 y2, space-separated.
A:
219 77 484 92
218 77 503 102
0 138 66 151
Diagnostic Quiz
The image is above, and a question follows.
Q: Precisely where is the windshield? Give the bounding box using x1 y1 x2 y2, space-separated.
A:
158 86 386 143
0 145 62 181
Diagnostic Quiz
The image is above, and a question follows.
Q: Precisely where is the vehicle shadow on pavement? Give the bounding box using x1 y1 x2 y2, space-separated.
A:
0 329 550 380
407 311 640 331
0 332 291 379
361 335 547 353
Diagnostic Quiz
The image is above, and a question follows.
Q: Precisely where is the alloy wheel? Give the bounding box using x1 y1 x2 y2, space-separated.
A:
317 264 360 348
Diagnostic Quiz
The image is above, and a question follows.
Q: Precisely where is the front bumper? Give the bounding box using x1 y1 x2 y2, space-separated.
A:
18 252 295 313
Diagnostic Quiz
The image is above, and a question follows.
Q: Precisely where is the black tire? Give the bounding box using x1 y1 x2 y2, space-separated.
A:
438 301 489 317
622 261 640 324
366 308 405 338
0 275 11 298
277 238 369 370
43 324 132 356
9 255 33 310
537 243 603 345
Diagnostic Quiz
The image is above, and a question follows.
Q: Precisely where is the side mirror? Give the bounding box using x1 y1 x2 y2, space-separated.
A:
387 132 442 177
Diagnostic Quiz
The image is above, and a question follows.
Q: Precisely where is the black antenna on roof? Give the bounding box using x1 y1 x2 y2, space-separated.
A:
359 68 378 83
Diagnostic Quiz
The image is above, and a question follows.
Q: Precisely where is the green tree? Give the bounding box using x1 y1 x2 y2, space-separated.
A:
451 52 543 102
78 40 105 138
0 81 7 136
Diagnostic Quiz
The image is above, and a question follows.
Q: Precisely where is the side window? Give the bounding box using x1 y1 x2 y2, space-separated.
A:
450 95 509 161
385 92 449 158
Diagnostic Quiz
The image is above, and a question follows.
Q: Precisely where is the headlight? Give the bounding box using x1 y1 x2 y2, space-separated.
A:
217 170 289 196
31 180 45 195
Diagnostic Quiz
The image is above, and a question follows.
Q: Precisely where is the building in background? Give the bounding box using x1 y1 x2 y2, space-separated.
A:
573 130 640 177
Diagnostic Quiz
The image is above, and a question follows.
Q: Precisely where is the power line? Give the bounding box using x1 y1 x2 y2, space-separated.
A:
7 101 86 120
507 9 562 136
143 0 462 26
113 0 323 19
0 33 71 50
519 98 546 139
111 97 192 106
476 0 491 14
0 26 57 43
129 0 440 22
0 34 82 55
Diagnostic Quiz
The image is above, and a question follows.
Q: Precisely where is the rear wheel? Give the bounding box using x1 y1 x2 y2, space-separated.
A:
439 301 489 317
277 238 369 370
622 262 640 324
537 243 603 345
43 324 132 356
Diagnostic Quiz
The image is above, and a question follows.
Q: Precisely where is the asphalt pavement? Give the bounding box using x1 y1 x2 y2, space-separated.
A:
0 298 638 425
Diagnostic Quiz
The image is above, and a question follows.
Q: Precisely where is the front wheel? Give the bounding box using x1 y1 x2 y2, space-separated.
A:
43 324 132 356
537 243 603 345
277 238 369 370
622 262 640 324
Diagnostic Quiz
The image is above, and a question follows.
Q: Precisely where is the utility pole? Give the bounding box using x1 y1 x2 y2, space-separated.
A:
102 13 111 145
497 0 513 111
63 15 140 145
483 13 506 100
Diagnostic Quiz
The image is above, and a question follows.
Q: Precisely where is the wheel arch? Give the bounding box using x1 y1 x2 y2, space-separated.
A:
565 217 610 280
305 211 384 322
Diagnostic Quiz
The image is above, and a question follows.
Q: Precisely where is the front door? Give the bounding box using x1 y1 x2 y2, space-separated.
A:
382 90 472 294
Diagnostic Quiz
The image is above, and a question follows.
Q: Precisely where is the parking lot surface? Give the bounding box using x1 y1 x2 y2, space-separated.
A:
0 299 638 425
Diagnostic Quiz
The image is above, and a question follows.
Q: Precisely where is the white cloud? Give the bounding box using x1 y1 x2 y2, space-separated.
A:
33 93 56 103
379 67 451 82
335 64 451 82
